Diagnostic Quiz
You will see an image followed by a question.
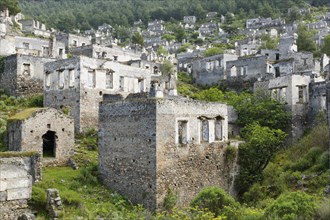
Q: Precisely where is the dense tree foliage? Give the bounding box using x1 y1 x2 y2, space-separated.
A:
235 123 287 195
321 34 330 56
18 0 328 31
1 0 21 15
297 24 317 53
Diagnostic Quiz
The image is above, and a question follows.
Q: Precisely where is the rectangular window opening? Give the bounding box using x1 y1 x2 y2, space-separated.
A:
178 120 188 146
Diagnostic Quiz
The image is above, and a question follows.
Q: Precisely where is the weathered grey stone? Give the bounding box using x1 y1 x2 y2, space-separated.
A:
7 108 75 166
0 191 7 201
99 95 232 210
7 188 31 200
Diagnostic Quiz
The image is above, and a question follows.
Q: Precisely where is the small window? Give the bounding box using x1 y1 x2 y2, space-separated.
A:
58 70 64 89
177 120 188 146
214 119 223 141
23 42 30 49
298 86 306 103
275 67 280 77
87 70 96 88
82 42 86 46
23 63 31 76
275 53 280 60
45 71 51 88
119 76 124 91
138 78 144 92
106 71 113 89
73 40 77 47
200 120 209 142
59 48 63 56
69 69 75 87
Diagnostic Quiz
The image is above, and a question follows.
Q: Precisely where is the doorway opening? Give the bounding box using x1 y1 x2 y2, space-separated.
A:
42 131 56 157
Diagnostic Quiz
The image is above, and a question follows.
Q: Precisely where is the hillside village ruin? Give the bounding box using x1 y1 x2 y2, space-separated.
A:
1 4 330 218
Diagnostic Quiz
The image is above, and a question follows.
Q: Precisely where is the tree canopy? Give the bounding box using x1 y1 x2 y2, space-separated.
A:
1 0 20 15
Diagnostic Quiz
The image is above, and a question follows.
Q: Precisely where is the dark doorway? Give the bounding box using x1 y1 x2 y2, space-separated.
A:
42 131 56 157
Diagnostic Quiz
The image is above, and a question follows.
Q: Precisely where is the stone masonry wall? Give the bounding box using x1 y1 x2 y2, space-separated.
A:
7 108 74 166
0 153 41 219
155 98 229 208
99 97 157 210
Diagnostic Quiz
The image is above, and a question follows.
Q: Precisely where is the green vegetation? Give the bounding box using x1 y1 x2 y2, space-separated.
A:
321 34 330 56
0 0 21 15
131 32 144 47
0 151 38 158
204 47 224 57
190 186 239 217
297 23 319 56
19 0 328 32
0 92 43 151
8 107 44 121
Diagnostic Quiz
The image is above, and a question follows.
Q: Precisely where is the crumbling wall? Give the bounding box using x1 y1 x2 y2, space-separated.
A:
0 152 41 219
308 81 327 125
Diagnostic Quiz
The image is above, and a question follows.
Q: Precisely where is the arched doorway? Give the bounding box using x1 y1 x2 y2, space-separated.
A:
42 131 57 157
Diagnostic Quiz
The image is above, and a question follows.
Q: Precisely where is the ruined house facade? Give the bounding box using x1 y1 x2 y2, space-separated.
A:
99 94 230 210
192 53 238 85
44 55 153 132
6 108 74 166
0 54 55 97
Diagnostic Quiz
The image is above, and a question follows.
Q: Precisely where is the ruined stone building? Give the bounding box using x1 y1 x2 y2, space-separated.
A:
69 44 141 62
0 152 41 220
246 17 285 29
255 74 311 141
183 16 196 29
55 33 91 54
0 54 55 97
44 55 154 132
6 108 74 166
192 53 238 85
99 94 231 210
19 19 54 38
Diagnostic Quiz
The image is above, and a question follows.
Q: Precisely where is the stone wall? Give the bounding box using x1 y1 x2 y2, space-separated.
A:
45 56 152 132
99 96 157 210
308 81 327 125
99 95 231 210
0 54 55 97
0 152 41 219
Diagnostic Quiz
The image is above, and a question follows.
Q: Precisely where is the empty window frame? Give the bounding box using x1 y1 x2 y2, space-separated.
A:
87 70 96 88
119 76 124 91
22 63 31 76
214 118 223 141
297 85 307 103
23 42 30 49
45 71 51 88
177 120 188 146
106 71 113 89
58 70 64 89
200 120 209 142
69 69 75 87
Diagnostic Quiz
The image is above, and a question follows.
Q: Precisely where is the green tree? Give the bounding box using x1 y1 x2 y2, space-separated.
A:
321 34 330 56
204 47 224 57
235 123 287 195
190 187 239 217
0 0 20 15
131 32 144 47
260 34 279 50
162 60 174 76
156 46 168 56
161 34 176 42
264 191 316 220
297 24 317 53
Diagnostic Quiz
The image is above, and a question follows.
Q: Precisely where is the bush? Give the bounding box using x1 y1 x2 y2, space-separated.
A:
75 163 98 186
27 94 43 107
225 145 237 164
190 186 238 216
163 188 178 211
264 191 316 220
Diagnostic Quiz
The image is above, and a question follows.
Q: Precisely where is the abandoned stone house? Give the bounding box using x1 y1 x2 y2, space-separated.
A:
99 94 231 210
43 55 154 132
246 17 285 29
225 55 272 81
255 74 311 141
191 53 238 85
19 19 53 38
198 22 219 37
0 152 41 220
6 108 74 166
0 54 55 97
69 44 141 62
55 33 91 54
183 16 196 29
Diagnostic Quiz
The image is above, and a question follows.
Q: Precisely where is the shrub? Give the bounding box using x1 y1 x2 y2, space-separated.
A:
316 198 330 220
264 191 316 220
75 163 98 186
27 94 43 107
163 188 178 211
225 145 237 164
190 186 238 216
